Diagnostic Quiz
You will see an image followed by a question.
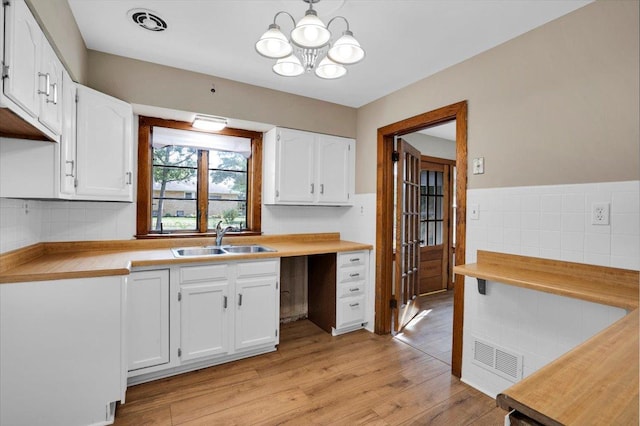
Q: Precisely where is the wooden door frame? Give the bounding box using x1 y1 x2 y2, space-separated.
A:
374 100 468 378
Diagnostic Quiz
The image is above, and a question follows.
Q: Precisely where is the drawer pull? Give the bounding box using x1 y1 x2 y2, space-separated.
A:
349 273 360 278
349 258 360 262
223 295 227 309
349 287 360 292
238 293 243 306
349 302 360 308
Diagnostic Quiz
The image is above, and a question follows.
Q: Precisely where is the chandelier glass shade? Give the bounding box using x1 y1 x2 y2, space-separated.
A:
255 0 365 80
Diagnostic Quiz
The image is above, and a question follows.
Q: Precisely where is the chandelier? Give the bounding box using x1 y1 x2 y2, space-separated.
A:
255 0 365 80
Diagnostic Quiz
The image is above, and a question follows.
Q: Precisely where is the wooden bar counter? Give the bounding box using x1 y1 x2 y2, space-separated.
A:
454 251 639 426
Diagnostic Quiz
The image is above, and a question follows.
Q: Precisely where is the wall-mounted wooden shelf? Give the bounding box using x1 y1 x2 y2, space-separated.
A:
454 250 638 310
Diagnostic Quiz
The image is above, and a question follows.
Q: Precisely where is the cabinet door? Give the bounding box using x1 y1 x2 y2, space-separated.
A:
3 0 42 117
180 282 230 362
60 71 77 196
316 136 353 205
127 270 170 372
0 277 124 426
235 277 278 351
38 41 63 134
75 85 133 201
275 128 315 203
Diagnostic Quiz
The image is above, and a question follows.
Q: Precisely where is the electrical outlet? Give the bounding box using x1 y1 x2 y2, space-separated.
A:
469 204 479 220
591 202 610 225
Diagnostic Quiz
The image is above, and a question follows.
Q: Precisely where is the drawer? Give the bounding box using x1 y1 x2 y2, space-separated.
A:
336 295 365 328
338 266 366 283
180 263 228 283
337 281 365 298
236 260 279 278
337 251 367 268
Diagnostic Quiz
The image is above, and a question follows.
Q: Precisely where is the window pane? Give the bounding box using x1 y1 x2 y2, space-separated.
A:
436 221 443 245
420 221 427 247
436 171 443 195
152 200 197 231
436 196 443 220
428 196 436 220
427 222 435 246
153 145 197 167
208 200 247 230
209 150 248 171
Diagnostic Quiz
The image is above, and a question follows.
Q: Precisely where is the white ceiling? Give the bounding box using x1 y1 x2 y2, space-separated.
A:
418 121 456 141
67 0 591 108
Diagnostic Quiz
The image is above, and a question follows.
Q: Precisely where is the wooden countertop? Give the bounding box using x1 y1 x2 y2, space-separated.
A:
497 309 639 426
453 250 639 310
454 251 639 426
0 233 373 283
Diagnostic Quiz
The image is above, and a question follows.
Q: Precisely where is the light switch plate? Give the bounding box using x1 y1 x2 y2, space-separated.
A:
470 204 479 220
473 157 485 175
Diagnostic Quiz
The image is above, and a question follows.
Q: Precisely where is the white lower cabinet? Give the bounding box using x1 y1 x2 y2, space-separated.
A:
180 281 230 361
0 276 126 426
235 263 279 351
335 251 369 334
127 259 280 384
127 270 170 371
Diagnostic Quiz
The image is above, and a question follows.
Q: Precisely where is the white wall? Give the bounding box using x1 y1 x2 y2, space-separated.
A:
461 180 639 397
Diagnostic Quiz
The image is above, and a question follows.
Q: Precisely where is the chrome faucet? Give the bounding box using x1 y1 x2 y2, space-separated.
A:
215 221 235 246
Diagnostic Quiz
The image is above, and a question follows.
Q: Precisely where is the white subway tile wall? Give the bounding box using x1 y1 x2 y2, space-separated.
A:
462 180 638 398
0 198 136 253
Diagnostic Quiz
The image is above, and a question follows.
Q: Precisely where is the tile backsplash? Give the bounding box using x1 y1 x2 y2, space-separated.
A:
0 198 136 253
466 180 639 270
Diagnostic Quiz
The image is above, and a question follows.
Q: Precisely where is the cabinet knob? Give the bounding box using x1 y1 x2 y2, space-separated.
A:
349 287 360 292
349 273 360 278
310 183 314 194
349 302 360 308
320 184 324 194
46 82 58 105
65 160 75 177
126 172 132 185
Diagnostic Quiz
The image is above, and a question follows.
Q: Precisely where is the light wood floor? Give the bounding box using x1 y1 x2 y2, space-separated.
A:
394 291 454 365
115 319 505 425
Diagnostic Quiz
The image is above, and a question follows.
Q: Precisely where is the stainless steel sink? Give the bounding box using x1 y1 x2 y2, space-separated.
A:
172 246 225 257
220 245 276 254
171 245 276 258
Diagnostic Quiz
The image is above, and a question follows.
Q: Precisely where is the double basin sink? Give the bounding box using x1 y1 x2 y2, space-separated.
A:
172 245 276 258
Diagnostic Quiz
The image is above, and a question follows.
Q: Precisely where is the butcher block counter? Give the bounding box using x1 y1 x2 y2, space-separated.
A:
0 233 373 283
454 251 639 426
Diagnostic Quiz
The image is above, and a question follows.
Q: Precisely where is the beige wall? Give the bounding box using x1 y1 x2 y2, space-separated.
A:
87 51 357 138
25 0 88 83
356 0 639 192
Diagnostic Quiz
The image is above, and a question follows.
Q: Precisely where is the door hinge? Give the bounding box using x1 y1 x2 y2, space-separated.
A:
75 93 79 103
2 1 10 9
392 151 400 162
178 292 182 301
178 348 182 357
389 298 398 309
1 65 8 79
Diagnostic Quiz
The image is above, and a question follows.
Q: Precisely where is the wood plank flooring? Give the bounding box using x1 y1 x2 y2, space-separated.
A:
115 318 505 425
394 291 454 365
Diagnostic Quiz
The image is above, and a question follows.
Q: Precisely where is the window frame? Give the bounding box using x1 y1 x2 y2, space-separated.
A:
136 116 263 238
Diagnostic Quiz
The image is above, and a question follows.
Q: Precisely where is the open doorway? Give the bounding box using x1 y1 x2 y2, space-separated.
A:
374 101 467 377
394 121 457 366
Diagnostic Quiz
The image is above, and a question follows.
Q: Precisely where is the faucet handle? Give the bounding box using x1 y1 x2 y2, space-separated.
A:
216 220 223 233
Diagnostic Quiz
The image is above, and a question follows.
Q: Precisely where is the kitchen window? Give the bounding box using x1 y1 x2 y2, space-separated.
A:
137 116 262 237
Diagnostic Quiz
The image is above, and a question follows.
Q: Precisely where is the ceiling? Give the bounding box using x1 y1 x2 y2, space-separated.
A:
67 0 591 108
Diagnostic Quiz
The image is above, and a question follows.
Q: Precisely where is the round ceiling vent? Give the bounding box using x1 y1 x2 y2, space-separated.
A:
128 9 167 32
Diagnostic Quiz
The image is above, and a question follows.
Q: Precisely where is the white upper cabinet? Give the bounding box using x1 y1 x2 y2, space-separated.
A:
263 127 355 206
3 0 40 117
59 71 77 196
2 0 62 139
37 41 63 134
274 128 315 203
316 135 353 205
75 85 133 201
